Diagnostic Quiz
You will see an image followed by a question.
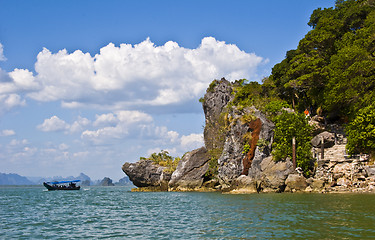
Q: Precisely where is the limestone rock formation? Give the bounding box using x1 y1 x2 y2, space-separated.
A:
99 177 115 186
169 147 210 191
217 106 276 187
122 160 171 190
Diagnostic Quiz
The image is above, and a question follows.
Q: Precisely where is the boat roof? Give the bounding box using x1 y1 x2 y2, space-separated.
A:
46 180 81 184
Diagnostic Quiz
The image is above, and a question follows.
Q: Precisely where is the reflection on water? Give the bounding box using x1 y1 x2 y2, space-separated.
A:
1 186 374 239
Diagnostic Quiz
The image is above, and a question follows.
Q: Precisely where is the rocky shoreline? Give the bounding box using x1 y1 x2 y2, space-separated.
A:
122 79 375 194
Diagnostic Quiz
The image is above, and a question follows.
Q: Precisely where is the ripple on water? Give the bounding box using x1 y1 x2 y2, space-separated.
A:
1 187 375 239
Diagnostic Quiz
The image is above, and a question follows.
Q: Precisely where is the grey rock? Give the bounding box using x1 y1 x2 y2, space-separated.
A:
310 179 325 190
122 160 171 190
247 156 293 192
218 107 275 185
364 165 375 177
169 147 210 190
285 174 308 192
311 131 335 148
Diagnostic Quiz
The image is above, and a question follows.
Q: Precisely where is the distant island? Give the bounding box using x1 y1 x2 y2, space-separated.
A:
0 172 133 187
122 0 375 193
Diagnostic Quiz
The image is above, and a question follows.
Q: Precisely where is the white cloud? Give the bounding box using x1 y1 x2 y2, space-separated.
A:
0 43 6 61
69 116 91 133
19 37 265 112
37 116 69 132
81 110 153 144
8 69 39 91
0 129 15 136
180 133 204 149
58 143 69 151
0 94 26 115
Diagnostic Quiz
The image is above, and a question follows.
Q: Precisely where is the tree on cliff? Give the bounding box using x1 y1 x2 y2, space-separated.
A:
269 0 375 120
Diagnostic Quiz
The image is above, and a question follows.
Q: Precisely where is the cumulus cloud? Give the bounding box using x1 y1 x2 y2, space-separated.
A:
17 37 265 112
81 110 153 144
0 93 26 115
0 43 6 61
0 129 16 136
37 116 69 132
180 133 204 149
69 116 91 133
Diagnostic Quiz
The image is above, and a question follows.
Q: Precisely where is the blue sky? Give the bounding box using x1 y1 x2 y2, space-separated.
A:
0 0 335 181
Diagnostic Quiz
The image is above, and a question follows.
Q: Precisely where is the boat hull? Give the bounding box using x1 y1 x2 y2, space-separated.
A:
43 182 80 191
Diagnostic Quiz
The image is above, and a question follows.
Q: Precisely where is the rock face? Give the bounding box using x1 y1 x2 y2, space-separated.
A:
169 147 210 191
285 174 308 192
311 131 335 148
122 160 171 190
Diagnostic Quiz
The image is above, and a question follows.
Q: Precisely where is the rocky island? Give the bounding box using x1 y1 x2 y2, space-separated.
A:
123 0 375 193
123 79 375 193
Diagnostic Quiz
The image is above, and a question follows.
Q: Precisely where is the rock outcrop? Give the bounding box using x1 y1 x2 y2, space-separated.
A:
169 147 210 191
122 160 171 191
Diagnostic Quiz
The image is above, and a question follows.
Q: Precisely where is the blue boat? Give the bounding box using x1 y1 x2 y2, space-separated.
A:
43 180 81 191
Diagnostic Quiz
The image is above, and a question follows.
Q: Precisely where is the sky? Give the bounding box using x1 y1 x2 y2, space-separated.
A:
0 0 336 181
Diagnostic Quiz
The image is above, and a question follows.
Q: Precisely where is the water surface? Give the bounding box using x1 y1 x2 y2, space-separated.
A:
1 186 374 239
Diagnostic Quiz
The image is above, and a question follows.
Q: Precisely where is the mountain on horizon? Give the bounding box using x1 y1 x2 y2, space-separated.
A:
0 173 35 185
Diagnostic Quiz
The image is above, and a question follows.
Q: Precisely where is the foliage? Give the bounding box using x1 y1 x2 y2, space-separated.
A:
269 0 375 120
205 157 219 178
256 138 269 152
240 111 257 125
207 80 219 92
242 143 251 154
140 150 181 173
346 104 375 155
272 111 313 175
264 100 290 120
231 81 262 107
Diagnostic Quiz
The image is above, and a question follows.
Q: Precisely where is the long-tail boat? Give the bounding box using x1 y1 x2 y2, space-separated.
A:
43 180 81 191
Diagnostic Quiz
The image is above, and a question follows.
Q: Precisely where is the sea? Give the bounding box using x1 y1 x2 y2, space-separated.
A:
1 186 374 239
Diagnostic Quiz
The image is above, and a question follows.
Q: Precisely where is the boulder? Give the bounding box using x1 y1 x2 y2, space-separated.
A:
122 160 171 190
231 175 258 193
255 156 293 192
311 131 335 148
310 179 325 190
285 174 308 192
169 147 210 190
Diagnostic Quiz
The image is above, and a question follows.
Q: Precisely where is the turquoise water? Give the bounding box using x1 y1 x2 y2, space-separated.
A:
1 186 374 239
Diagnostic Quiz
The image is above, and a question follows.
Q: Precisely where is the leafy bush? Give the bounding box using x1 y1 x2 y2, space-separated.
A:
346 104 375 155
140 150 180 173
264 100 290 118
272 111 313 175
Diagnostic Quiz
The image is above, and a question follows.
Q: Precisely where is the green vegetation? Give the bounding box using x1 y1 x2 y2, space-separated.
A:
140 150 181 173
346 104 375 156
242 143 251 154
272 111 313 175
270 0 375 120
256 138 269 152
